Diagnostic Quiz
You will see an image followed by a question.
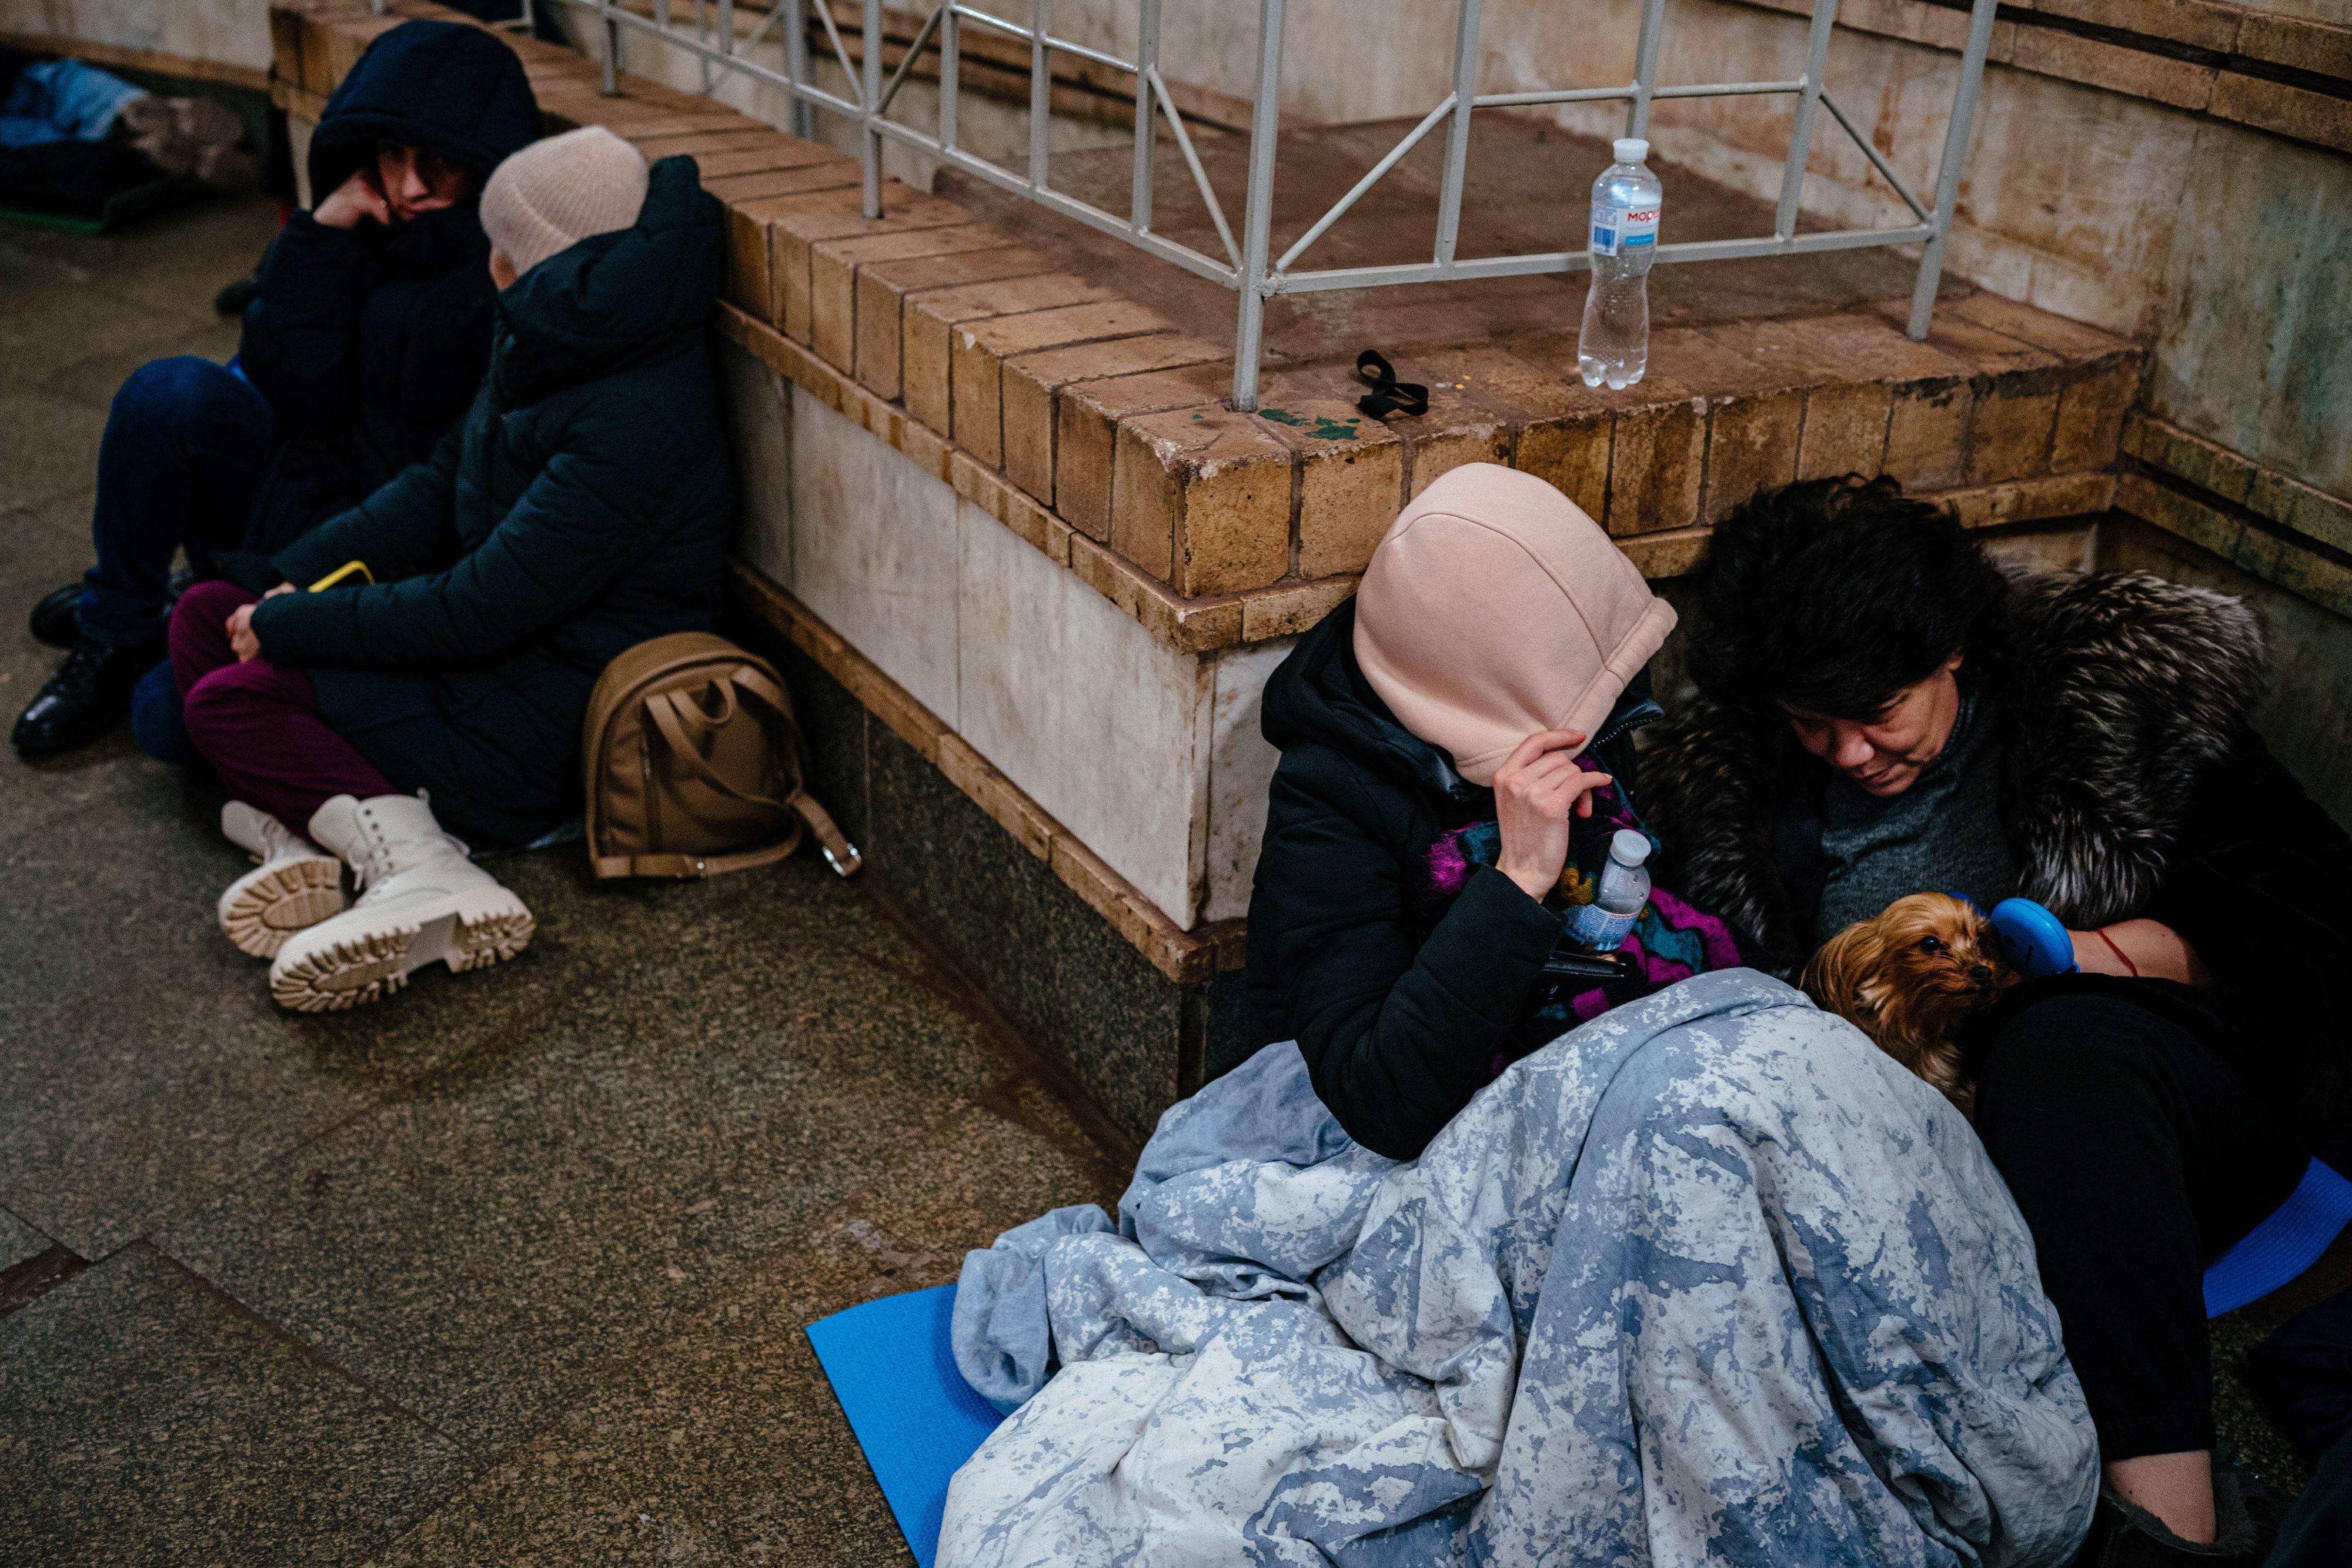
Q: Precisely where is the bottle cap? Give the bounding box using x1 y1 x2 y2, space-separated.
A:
1611 828 1651 866
1613 138 1649 165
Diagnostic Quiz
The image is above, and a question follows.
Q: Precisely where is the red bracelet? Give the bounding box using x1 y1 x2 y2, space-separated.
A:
2095 927 2139 978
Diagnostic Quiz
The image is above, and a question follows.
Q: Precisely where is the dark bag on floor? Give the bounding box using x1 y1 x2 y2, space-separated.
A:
583 632 860 881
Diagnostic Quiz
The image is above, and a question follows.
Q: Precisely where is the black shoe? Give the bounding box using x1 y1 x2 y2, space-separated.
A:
28 583 81 648
11 638 159 757
213 270 261 317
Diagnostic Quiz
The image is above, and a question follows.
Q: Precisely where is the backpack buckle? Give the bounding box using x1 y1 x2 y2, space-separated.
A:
821 842 862 878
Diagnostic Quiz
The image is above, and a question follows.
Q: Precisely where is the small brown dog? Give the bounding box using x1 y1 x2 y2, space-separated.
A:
1803 892 2013 1115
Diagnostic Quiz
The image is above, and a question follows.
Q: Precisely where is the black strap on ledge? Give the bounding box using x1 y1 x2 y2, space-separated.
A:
1354 350 1429 419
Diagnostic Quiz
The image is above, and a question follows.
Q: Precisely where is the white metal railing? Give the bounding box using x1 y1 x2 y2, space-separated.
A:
407 0 1999 411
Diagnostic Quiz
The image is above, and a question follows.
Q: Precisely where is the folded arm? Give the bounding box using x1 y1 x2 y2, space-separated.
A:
1264 762 1563 1161
253 413 676 671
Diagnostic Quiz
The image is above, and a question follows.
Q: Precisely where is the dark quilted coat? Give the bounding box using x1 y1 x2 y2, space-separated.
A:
250 156 735 848
238 20 541 556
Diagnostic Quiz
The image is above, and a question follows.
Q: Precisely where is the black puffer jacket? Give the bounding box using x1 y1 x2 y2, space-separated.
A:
1244 600 1663 1159
238 20 540 556
1646 570 2352 1170
251 157 734 848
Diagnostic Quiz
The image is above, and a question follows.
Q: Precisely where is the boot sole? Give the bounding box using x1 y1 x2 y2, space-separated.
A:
218 855 345 959
269 890 534 1012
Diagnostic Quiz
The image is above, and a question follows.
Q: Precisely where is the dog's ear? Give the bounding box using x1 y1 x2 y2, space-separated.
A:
1802 922 1873 1018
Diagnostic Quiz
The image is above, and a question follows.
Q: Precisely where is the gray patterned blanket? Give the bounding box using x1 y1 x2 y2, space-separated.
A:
944 970 2097 1566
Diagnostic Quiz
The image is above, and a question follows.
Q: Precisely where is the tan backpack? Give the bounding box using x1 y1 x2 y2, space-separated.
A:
582 631 860 881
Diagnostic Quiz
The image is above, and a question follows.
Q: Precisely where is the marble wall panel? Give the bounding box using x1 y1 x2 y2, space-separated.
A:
957 496 1214 927
1 0 158 54
2149 127 2352 502
159 0 270 70
720 340 796 588
1204 637 1295 923
789 383 963 726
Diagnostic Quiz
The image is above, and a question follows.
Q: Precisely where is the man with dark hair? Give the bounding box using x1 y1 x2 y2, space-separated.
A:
1646 474 2352 1564
13 19 540 758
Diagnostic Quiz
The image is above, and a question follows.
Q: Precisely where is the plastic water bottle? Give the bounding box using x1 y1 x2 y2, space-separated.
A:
1578 138 1662 390
1569 829 1652 951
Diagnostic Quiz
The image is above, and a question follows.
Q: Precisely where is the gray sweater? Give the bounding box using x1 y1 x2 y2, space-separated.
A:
1813 688 2019 942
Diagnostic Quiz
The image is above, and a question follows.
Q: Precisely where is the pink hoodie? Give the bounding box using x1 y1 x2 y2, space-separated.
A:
1352 463 1676 787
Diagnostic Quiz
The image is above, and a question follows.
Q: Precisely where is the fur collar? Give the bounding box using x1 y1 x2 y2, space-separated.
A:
1645 571 2267 967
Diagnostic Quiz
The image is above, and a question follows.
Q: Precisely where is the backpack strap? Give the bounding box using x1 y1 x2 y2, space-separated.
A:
634 683 863 879
697 667 863 877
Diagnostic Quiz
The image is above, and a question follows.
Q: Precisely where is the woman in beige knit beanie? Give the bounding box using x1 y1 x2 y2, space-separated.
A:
480 124 650 287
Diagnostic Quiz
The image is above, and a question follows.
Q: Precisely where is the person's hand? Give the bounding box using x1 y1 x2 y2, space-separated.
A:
1492 729 1614 902
313 169 391 230
263 582 296 598
227 602 263 663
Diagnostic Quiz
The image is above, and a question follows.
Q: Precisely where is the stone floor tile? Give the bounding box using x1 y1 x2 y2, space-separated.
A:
0 804 696 1256
0 1205 52 1273
158 897 1015 1453
0 1245 469 1567
363 1091 1118 1567
36 320 245 416
362 1218 937 1568
0 390 111 511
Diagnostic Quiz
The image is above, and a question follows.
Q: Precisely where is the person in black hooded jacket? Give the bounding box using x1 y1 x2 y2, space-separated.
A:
14 19 539 760
1247 465 1753 1161
164 129 733 1013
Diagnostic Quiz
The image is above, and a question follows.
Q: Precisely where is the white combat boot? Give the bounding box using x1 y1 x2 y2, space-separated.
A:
217 801 345 958
269 793 534 1012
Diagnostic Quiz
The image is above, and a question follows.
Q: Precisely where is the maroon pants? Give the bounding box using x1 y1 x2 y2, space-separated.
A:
171 580 396 832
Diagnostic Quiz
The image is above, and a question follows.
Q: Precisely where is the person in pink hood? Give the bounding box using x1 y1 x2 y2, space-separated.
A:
1243 464 1743 1158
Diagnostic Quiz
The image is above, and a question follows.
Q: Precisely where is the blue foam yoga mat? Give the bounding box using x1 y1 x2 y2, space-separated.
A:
2205 1158 2352 1319
806 1285 1004 1568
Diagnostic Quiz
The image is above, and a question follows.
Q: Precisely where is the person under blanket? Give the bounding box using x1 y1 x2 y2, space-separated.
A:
1643 476 2352 1563
944 969 2099 1566
1244 464 1746 1163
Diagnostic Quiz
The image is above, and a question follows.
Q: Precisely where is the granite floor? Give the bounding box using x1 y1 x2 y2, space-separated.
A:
0 196 1125 1565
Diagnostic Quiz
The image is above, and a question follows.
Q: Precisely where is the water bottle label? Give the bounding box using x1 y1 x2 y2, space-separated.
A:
1591 202 1659 258
1568 902 1639 951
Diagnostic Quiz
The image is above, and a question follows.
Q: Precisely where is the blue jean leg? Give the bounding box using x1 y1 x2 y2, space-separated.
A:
76 356 278 646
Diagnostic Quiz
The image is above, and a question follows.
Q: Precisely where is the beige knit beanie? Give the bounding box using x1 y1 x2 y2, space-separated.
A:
480 126 649 278
1352 463 1676 785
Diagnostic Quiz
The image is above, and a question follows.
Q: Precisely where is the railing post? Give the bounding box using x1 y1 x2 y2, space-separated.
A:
1626 0 1666 137
1131 0 1161 232
1774 0 1838 243
783 1 812 136
696 0 714 94
861 0 884 215
718 0 734 83
938 2 960 150
1029 0 1053 192
1906 0 1997 337
1232 0 1285 412
1432 0 1482 270
600 0 621 94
